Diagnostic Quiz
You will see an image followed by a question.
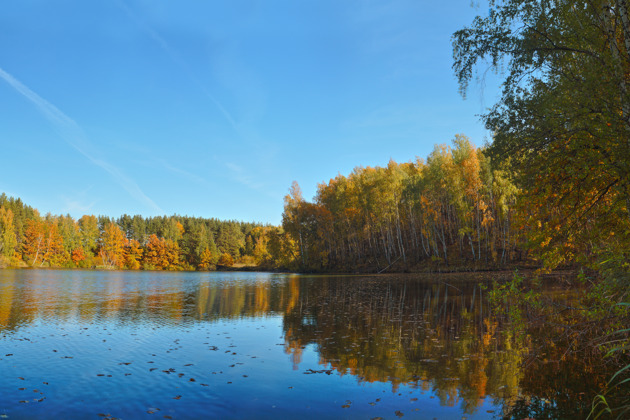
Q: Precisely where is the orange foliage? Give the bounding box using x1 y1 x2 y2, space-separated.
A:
143 234 180 270
71 248 86 265
198 248 216 270
124 239 143 270
217 252 234 267
22 219 65 267
99 223 126 269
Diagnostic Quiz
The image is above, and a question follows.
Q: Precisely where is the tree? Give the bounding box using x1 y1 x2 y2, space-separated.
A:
0 207 17 259
57 214 80 259
143 234 180 270
79 215 99 256
217 252 234 267
216 222 245 258
99 223 126 269
124 239 143 270
22 219 64 267
198 248 217 270
453 0 630 268
71 248 86 266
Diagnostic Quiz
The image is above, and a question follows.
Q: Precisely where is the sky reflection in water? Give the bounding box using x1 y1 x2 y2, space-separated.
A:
0 270 567 419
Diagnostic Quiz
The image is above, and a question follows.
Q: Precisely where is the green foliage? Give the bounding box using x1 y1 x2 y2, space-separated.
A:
455 5 630 412
453 0 630 270
485 271 542 334
0 207 17 258
589 302 630 420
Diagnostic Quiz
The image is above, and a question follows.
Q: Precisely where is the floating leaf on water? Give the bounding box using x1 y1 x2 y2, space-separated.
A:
395 410 404 417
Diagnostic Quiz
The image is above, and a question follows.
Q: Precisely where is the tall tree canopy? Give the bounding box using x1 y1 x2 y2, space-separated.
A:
453 0 630 268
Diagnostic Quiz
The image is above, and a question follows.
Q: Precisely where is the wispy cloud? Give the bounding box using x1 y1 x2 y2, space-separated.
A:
342 103 423 129
115 0 240 133
0 66 163 214
225 162 265 191
61 196 97 216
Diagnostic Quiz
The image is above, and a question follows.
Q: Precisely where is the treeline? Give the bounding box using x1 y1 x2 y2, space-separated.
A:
0 193 291 271
0 135 528 273
281 135 524 272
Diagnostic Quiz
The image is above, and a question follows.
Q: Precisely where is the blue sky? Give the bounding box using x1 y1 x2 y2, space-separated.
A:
0 0 499 225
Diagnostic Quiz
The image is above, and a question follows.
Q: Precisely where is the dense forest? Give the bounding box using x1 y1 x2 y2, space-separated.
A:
281 135 523 272
0 134 520 274
0 192 287 271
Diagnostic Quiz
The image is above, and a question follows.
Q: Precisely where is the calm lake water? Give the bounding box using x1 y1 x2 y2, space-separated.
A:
0 269 594 419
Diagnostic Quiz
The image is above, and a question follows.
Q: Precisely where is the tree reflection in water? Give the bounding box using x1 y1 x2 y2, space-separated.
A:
0 270 616 418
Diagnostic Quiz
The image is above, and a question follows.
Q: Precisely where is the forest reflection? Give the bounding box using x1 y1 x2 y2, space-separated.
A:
0 271 606 417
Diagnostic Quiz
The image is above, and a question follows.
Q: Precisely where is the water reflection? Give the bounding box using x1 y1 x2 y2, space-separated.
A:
281 275 528 416
0 269 605 418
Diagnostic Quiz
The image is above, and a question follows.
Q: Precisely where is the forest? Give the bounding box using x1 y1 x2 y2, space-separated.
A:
1 0 627 279
0 193 282 271
0 135 524 274
281 136 522 272
0 0 627 280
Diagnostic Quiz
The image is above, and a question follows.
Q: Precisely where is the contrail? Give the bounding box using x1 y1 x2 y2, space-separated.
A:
0 66 164 214
115 0 241 133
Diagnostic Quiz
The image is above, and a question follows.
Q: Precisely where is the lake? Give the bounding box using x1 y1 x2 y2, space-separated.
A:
0 269 596 419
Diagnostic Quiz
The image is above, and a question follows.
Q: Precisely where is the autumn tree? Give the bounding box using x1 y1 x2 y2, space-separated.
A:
22 219 64 267
217 252 234 267
124 239 143 270
453 0 630 269
99 222 126 269
143 234 180 270
0 207 17 260
198 247 218 270
71 248 86 266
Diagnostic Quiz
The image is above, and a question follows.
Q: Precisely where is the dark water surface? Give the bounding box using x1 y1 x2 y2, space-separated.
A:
0 270 589 419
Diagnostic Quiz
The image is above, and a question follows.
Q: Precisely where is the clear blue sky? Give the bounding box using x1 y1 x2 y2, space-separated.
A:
0 0 498 225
